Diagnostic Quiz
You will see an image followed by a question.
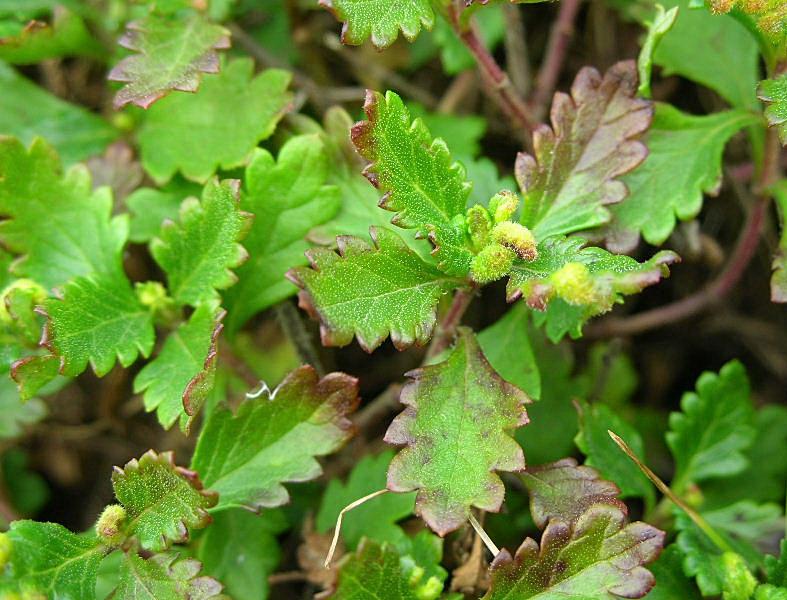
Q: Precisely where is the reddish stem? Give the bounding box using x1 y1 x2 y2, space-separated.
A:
530 0 582 121
447 3 536 139
425 288 475 361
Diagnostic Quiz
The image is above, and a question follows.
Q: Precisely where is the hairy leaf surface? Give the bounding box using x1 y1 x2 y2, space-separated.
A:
151 178 251 307
112 450 218 552
289 227 459 352
352 90 473 275
134 303 224 432
516 61 652 239
321 0 434 49
223 135 340 333
385 328 530 536
0 136 127 289
607 105 758 250
43 273 155 377
484 504 664 599
138 58 292 183
191 365 358 511
114 551 224 600
3 521 105 599
109 13 230 109
521 458 625 529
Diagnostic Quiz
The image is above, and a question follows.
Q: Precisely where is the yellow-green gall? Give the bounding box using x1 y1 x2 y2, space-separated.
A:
721 552 757 600
550 262 597 305
407 564 425 587
466 205 492 252
95 504 127 544
134 281 178 325
415 576 443 600
471 243 515 285
488 190 519 223
0 532 11 570
492 222 537 261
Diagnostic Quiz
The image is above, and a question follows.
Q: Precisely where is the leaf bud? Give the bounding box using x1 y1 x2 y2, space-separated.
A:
488 190 519 223
134 281 178 325
415 576 443 600
492 221 538 261
95 504 127 544
470 243 516 285
550 262 597 305
0 279 47 326
465 205 492 252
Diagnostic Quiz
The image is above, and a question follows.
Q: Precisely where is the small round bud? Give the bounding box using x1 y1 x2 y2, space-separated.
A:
95 504 127 544
470 243 515 285
407 565 425 587
465 205 493 252
721 552 757 599
550 262 597 305
492 222 538 261
135 281 178 325
0 532 11 570
488 190 520 223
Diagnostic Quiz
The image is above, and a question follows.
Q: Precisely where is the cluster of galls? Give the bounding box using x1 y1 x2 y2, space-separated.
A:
709 0 786 37
465 191 538 285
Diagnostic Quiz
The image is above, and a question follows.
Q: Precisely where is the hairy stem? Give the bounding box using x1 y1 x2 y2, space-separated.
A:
275 300 325 376
447 2 536 141
530 0 582 121
425 287 475 362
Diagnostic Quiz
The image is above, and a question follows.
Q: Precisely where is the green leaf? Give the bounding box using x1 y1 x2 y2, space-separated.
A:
607 104 759 250
352 90 473 275
385 328 529 536
771 181 787 301
483 504 664 599
138 58 292 183
637 5 679 98
702 405 787 507
42 273 155 377
0 136 128 289
113 551 225 600
0 9 102 64
222 135 341 333
3 521 105 599
506 236 678 338
759 74 787 146
477 302 541 399
653 0 760 110
516 61 652 240
112 450 218 552
325 538 440 600
151 178 251 307
575 400 656 508
289 227 460 352
198 508 288 600
134 303 224 432
321 0 434 49
521 458 626 529
465 156 517 207
676 501 784 595
644 544 702 599
766 540 787 587
666 360 755 494
0 64 116 165
9 353 60 401
126 179 201 244
109 13 230 109
316 450 415 550
191 365 358 511
431 4 505 76
2 449 49 515
406 103 487 158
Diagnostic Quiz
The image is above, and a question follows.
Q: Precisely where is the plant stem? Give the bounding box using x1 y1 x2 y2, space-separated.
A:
275 300 325 376
468 512 500 557
503 3 531 97
447 2 536 140
590 128 782 338
425 288 475 362
530 0 582 121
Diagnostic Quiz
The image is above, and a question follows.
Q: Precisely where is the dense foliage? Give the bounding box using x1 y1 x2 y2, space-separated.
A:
0 0 785 598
